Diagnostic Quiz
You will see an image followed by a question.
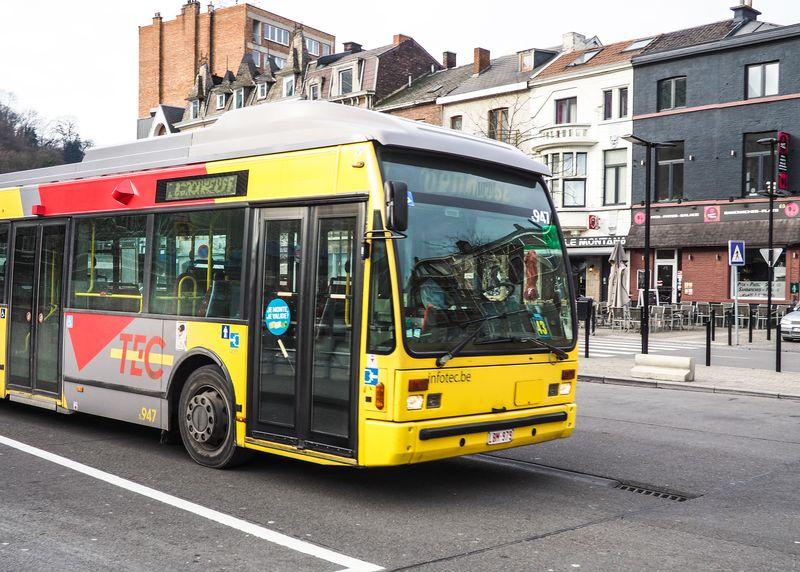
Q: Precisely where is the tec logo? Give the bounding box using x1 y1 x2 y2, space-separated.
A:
113 333 173 380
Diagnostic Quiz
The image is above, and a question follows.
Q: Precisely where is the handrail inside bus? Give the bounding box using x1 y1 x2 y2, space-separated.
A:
177 274 198 316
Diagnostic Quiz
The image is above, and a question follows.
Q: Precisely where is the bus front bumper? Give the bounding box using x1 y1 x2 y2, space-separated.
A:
362 403 576 466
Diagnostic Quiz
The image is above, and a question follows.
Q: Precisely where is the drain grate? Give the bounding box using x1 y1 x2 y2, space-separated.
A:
615 483 689 502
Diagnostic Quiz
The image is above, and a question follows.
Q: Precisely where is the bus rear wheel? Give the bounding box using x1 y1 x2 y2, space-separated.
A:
178 365 250 469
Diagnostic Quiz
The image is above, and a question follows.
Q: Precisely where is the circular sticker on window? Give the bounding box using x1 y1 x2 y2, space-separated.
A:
264 298 290 336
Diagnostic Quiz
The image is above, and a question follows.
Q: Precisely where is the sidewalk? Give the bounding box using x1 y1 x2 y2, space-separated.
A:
578 328 800 401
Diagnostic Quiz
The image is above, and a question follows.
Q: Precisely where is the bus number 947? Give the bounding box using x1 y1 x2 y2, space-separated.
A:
139 407 157 423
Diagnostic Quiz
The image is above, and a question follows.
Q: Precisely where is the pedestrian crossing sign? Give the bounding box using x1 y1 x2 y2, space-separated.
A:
728 240 745 266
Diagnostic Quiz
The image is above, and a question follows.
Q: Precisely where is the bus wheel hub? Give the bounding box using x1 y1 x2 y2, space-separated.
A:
186 391 226 444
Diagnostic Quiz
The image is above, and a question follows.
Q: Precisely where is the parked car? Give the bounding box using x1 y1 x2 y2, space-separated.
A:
780 308 800 341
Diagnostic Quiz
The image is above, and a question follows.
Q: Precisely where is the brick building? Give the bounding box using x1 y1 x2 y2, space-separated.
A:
628 2 800 305
138 0 334 130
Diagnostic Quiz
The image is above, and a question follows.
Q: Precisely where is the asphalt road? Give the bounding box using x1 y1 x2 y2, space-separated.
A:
1 383 798 571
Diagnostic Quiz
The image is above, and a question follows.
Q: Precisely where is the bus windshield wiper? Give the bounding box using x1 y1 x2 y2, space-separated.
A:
474 336 570 361
435 309 529 367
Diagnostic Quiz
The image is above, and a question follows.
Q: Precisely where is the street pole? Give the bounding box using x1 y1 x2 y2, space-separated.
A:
642 143 652 355
734 264 739 346
760 137 778 341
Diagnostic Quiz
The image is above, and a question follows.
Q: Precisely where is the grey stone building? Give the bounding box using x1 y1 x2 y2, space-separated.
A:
626 2 800 305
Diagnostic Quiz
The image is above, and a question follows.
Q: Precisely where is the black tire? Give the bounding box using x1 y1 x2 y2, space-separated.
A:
178 365 251 469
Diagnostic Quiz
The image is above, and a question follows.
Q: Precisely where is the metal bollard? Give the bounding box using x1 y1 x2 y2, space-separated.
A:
710 309 716 342
705 316 712 367
584 315 590 359
776 329 782 373
727 310 732 346
748 307 754 343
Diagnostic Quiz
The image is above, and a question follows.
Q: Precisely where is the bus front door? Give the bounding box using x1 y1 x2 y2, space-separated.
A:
252 204 363 458
7 222 67 396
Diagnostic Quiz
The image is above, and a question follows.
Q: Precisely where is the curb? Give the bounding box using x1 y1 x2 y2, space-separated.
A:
579 374 800 401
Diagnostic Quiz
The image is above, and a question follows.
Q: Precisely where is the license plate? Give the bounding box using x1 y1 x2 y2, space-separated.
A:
487 429 513 445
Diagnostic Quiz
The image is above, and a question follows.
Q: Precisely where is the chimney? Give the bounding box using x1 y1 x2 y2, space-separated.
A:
473 47 490 75
731 0 760 22
343 41 363 53
153 12 162 24
181 0 200 16
562 32 588 53
443 51 457 69
393 34 413 46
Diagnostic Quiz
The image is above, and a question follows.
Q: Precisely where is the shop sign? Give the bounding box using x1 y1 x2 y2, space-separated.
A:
633 199 800 226
564 235 626 248
737 281 786 300
778 131 789 193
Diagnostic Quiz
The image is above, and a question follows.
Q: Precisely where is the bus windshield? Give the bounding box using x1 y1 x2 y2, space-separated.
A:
381 150 574 356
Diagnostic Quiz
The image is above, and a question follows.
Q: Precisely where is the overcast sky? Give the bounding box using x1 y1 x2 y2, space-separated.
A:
1 0 799 147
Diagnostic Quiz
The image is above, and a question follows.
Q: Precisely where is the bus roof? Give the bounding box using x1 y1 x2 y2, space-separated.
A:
0 101 549 188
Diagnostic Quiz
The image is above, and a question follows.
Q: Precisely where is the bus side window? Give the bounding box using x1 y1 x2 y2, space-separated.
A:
70 216 147 313
0 224 8 303
367 213 396 353
150 209 245 319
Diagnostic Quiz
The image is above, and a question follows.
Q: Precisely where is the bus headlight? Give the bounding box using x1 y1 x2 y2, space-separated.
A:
558 382 572 395
406 395 424 410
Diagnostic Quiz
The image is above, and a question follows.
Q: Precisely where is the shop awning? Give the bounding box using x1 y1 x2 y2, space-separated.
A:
626 219 800 249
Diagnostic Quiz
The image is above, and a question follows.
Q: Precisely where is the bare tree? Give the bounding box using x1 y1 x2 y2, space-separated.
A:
462 92 536 151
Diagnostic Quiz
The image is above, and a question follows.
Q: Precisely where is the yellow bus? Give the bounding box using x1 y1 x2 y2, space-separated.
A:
0 101 577 468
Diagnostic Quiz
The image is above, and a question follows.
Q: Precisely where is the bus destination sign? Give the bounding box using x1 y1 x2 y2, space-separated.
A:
157 171 248 202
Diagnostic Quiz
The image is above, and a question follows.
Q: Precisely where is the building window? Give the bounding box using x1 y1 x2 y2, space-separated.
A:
322 43 331 56
251 51 261 67
282 77 295 97
624 38 654 51
568 49 601 66
746 62 779 99
545 151 587 207
603 90 613 120
618 87 628 117
233 88 244 109
735 248 786 300
190 99 200 120
488 108 509 142
555 97 577 124
308 83 319 100
264 24 290 46
70 216 148 313
339 68 353 95
305 38 321 56
655 141 684 201
743 131 776 196
252 20 261 44
215 93 226 110
603 148 627 205
257 82 268 99
450 115 463 130
657 77 686 111
272 56 286 70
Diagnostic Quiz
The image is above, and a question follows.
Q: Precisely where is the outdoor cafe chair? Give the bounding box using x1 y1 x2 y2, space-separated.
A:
695 301 710 325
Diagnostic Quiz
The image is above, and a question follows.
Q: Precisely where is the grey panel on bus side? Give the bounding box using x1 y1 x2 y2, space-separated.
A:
64 381 168 430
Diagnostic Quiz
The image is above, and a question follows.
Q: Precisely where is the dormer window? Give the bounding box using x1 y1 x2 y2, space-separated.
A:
568 49 601 66
308 83 319 100
216 93 226 110
624 38 653 52
190 99 200 120
258 83 268 99
519 50 534 72
273 56 286 70
233 88 244 109
339 68 353 95
283 77 295 97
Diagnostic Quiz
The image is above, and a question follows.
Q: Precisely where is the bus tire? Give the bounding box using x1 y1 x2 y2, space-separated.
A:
178 365 251 469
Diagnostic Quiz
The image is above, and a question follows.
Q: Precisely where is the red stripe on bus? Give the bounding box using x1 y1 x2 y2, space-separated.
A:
37 164 211 215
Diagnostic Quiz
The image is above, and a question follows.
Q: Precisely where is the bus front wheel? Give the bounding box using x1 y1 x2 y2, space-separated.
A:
178 365 250 469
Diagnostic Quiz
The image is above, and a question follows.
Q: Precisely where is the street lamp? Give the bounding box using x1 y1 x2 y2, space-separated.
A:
623 135 675 355
757 136 788 341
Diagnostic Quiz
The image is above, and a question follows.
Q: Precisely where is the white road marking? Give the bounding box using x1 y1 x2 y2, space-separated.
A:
0 435 382 572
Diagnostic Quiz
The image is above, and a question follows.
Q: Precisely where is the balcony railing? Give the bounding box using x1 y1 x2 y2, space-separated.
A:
532 124 596 152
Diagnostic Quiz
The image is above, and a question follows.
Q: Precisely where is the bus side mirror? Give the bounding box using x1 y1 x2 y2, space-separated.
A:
384 181 408 233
